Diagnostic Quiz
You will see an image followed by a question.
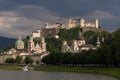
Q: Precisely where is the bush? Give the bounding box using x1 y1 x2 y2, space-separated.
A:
15 56 22 63
23 56 33 64
5 58 15 63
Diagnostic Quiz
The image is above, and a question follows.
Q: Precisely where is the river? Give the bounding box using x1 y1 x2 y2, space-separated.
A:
0 70 118 80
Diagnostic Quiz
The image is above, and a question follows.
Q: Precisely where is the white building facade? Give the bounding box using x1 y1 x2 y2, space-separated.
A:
66 18 99 29
45 23 65 29
32 29 42 38
28 36 46 54
62 30 97 53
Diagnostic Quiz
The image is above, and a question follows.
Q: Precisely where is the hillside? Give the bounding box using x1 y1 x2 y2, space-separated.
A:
41 28 120 68
31 27 111 52
23 27 112 52
0 36 16 48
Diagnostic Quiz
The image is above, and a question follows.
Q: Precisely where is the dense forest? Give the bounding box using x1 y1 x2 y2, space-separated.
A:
0 36 16 53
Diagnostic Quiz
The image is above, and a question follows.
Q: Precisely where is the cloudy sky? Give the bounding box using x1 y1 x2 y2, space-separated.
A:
0 0 120 38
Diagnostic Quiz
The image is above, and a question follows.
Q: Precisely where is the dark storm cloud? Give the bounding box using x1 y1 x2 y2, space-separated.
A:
0 0 120 38
0 0 120 18
2 0 119 17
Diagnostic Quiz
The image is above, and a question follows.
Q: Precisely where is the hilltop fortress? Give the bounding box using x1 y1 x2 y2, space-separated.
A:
44 18 99 29
0 17 104 63
66 18 99 29
32 18 104 38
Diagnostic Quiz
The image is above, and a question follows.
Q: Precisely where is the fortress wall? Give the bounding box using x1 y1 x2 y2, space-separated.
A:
82 27 104 33
42 28 60 37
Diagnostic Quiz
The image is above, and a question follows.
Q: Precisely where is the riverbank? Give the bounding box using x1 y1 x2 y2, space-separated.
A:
0 65 119 80
34 66 120 80
0 66 21 70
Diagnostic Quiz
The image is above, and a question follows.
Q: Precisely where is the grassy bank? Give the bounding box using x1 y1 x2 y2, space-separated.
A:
34 66 120 80
0 66 21 70
0 65 119 79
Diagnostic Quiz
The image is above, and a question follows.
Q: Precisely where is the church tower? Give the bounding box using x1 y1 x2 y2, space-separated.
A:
62 41 68 52
96 36 101 48
41 37 46 52
72 40 79 52
34 42 42 53
28 36 35 52
80 18 85 27
77 29 85 46
77 29 84 40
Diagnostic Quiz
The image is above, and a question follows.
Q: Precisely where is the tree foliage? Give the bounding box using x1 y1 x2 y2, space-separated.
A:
59 27 80 40
15 56 22 63
42 29 120 67
23 56 33 64
5 58 15 63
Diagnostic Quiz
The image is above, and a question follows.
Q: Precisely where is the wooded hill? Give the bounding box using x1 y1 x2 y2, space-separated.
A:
41 28 120 67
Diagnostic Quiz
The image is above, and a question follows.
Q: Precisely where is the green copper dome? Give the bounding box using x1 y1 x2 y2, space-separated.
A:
15 40 24 45
15 36 24 46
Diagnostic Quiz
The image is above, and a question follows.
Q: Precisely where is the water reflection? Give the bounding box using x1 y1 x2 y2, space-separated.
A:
0 70 118 80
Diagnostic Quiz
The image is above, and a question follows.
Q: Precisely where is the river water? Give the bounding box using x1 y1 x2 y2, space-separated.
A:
0 70 118 80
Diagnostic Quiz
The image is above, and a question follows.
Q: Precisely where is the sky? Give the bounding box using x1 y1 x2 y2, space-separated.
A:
0 0 120 38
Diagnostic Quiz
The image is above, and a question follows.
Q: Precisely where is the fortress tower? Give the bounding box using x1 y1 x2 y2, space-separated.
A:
80 18 85 27
95 19 99 28
67 19 72 29
66 18 99 29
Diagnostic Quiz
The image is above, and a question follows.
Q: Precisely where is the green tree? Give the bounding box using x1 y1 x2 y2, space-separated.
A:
109 38 120 66
59 27 80 41
15 56 22 64
112 29 120 40
23 56 33 64
5 58 15 63
36 60 40 65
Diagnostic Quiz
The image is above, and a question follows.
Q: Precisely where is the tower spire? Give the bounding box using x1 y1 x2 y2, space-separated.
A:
78 29 84 40
96 36 101 47
41 37 45 43
78 29 82 37
29 35 34 42
18 36 21 40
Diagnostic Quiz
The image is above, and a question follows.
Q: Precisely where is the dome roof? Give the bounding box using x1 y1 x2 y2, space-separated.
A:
15 36 24 46
9 48 16 51
15 39 24 46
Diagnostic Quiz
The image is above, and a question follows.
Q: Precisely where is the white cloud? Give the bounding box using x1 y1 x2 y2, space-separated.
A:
0 6 61 38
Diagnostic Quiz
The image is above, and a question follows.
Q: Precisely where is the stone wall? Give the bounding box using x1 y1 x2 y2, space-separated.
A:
42 28 60 38
0 55 17 63
66 18 99 29
82 27 104 33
